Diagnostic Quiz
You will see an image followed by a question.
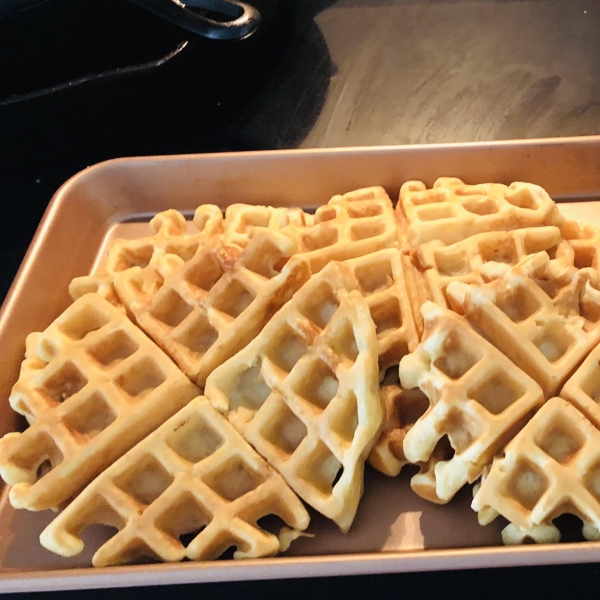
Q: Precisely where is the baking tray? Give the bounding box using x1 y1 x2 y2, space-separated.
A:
3 137 600 592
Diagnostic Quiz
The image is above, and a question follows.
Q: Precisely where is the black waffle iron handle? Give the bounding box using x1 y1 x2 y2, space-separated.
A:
126 0 261 40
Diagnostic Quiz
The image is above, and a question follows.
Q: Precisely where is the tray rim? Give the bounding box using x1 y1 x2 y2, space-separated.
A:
2 542 600 593
4 136 600 591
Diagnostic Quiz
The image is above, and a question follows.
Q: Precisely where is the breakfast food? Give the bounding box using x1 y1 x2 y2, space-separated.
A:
3 174 600 570
405 226 574 336
221 204 312 248
564 220 600 270
366 369 429 477
400 302 544 503
0 293 199 511
446 252 600 398
560 341 600 429
40 397 310 566
205 262 381 532
397 178 562 247
472 397 600 544
343 248 419 377
279 186 399 273
69 207 223 308
114 229 311 387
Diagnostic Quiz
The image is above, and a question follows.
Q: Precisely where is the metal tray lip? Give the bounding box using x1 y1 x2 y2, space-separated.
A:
0 542 600 594
3 136 600 591
0 186 70 339
2 542 600 593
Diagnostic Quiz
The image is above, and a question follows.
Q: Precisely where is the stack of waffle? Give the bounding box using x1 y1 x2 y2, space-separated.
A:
4 175 600 567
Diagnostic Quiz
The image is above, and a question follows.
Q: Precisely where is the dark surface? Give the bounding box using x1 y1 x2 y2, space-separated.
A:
2 0 600 597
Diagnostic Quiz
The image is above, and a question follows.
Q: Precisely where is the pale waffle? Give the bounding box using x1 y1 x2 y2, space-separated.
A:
69 207 222 307
114 229 311 387
472 397 600 544
221 204 313 248
40 397 310 566
406 226 574 338
446 252 600 399
222 188 398 273
343 248 419 377
0 294 200 511
400 302 544 503
560 341 600 430
366 369 429 478
341 249 422 476
397 177 562 247
205 262 381 532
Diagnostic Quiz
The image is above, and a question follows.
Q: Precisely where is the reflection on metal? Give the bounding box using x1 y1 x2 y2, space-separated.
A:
382 512 425 552
127 0 261 40
0 41 188 107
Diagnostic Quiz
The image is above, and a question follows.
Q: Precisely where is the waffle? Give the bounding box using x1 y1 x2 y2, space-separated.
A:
40 397 310 566
69 207 222 307
114 229 311 387
400 302 544 503
472 397 600 544
366 369 429 477
343 248 419 377
564 221 600 270
397 177 562 247
222 204 312 248
205 262 381 532
279 187 399 273
0 294 200 511
408 436 456 504
446 252 600 399
560 341 600 431
406 226 574 337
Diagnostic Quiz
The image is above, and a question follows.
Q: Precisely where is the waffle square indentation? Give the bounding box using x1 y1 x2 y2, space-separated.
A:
166 413 223 463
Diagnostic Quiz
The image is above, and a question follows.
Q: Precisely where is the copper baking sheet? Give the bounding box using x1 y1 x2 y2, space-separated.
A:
2 137 600 592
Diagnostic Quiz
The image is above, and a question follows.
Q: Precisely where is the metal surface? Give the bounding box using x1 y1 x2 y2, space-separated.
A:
1 138 600 591
301 0 600 148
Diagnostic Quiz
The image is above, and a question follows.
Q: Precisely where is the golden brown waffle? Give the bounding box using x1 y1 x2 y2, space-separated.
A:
114 229 311 387
221 204 312 248
446 252 600 399
472 397 600 544
0 294 199 511
40 397 310 566
400 302 544 503
397 177 562 247
366 369 429 477
69 207 222 307
205 262 381 532
406 226 574 338
281 187 399 273
343 248 419 377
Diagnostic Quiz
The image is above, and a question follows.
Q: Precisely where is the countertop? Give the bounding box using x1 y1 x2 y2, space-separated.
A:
2 0 600 597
